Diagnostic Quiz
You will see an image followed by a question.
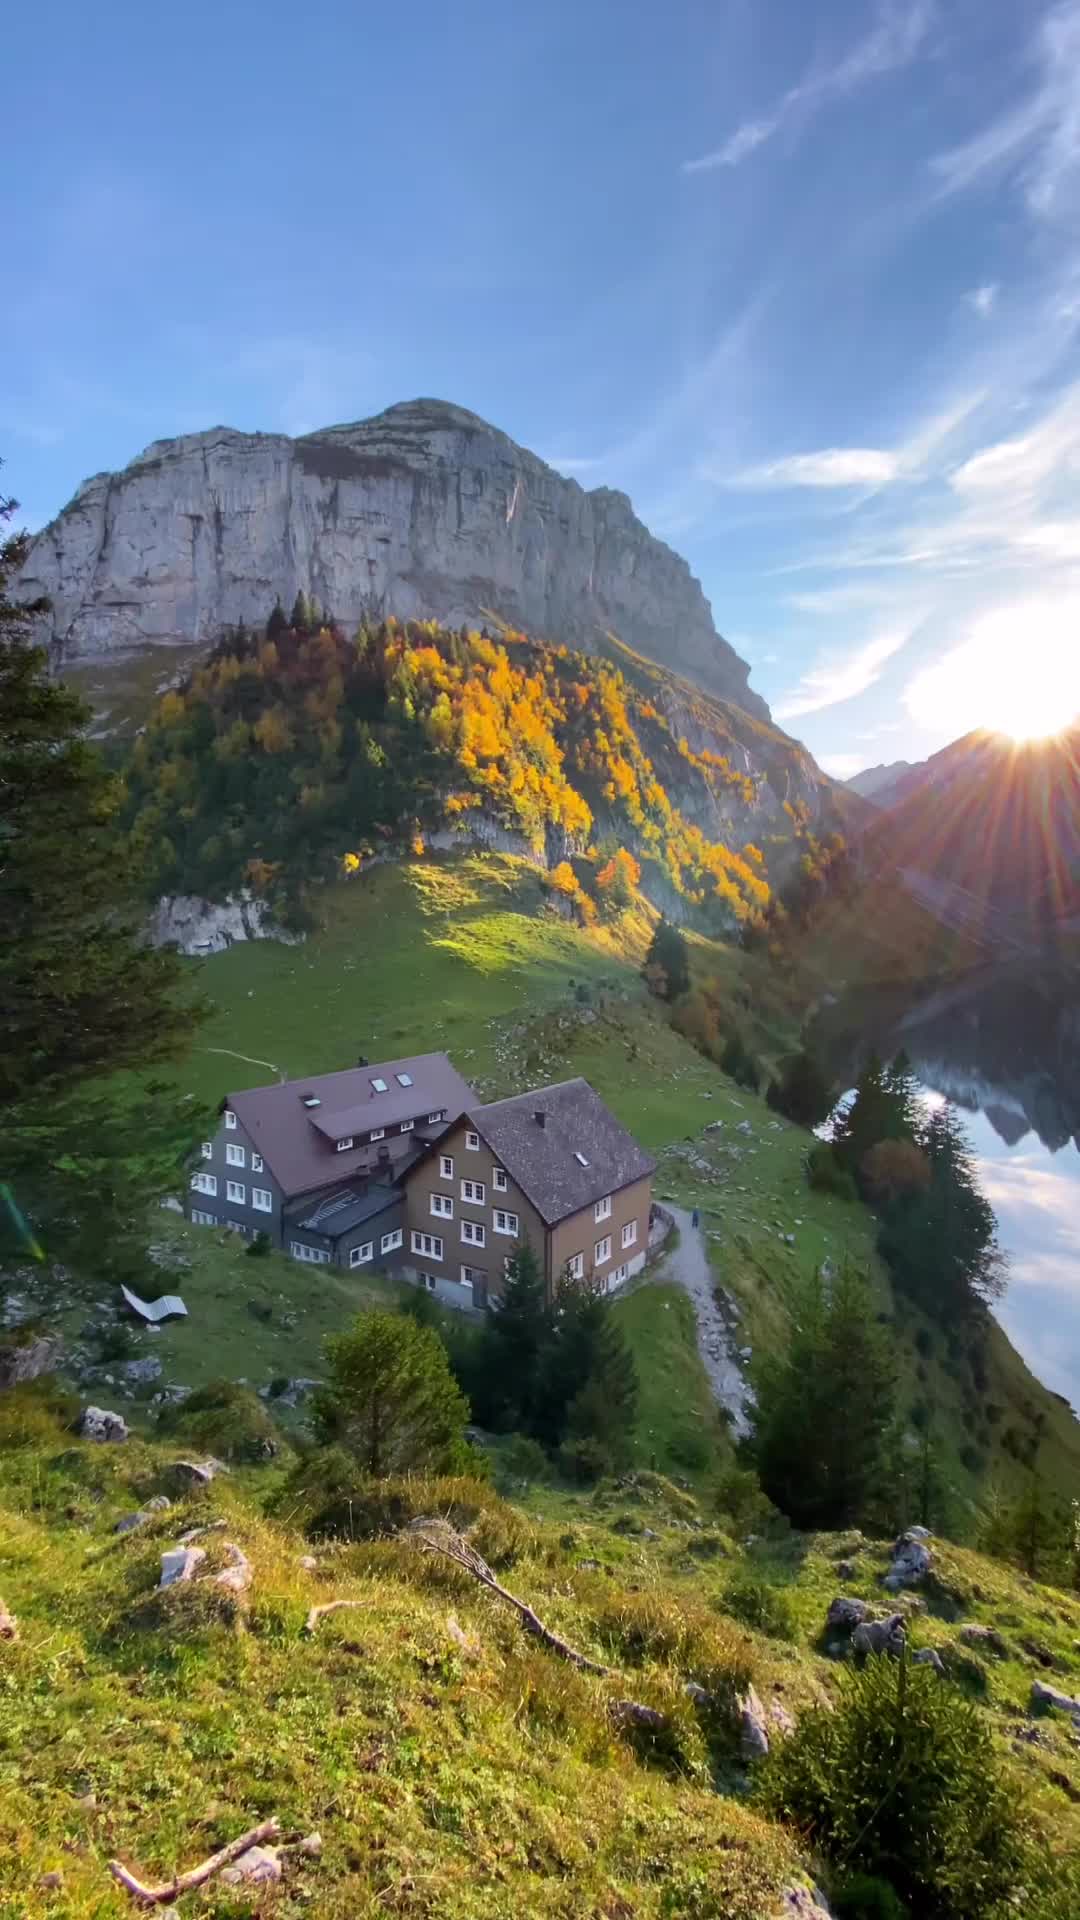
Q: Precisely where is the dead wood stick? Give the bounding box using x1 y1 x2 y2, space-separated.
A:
108 1817 281 1906
412 1522 611 1675
303 1599 367 1636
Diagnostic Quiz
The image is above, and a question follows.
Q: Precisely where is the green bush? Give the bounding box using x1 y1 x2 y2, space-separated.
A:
717 1573 795 1641
161 1379 281 1463
807 1144 858 1201
833 1875 910 1920
496 1433 550 1486
0 1378 80 1449
756 1652 1032 1918
272 1452 524 1562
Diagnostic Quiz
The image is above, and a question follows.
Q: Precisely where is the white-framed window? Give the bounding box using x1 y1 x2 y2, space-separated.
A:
567 1251 584 1280
251 1152 263 1172
252 1188 273 1213
227 1180 246 1204
191 1208 217 1227
465 1130 480 1151
400 1119 414 1133
594 1234 611 1266
431 1193 454 1219
611 1263 627 1288
191 1171 217 1196
381 1228 403 1254
411 1230 444 1259
290 1240 330 1265
461 1178 485 1205
396 1071 414 1087
621 1218 638 1249
427 1111 444 1124
439 1154 453 1179
460 1265 484 1288
370 1128 385 1142
494 1209 519 1236
493 1166 508 1192
224 1109 237 1130
200 1140 212 1160
350 1241 374 1268
462 1219 486 1248
226 1142 246 1167
595 1194 612 1222
336 1136 354 1152
420 1272 438 1292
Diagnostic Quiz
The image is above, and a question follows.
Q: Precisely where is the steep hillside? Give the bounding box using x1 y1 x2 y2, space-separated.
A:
121 618 837 929
845 759 915 805
18 397 767 715
2 1397 1080 1919
859 728 1080 940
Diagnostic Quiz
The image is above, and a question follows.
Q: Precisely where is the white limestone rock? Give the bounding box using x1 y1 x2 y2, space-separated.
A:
20 400 767 716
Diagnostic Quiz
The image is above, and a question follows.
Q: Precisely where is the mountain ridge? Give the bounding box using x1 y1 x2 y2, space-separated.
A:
18 397 768 720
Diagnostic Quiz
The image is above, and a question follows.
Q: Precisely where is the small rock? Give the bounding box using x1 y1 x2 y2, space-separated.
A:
1031 1679 1080 1722
298 1555 318 1572
145 1494 172 1512
739 1684 770 1759
883 1530 932 1591
72 1791 97 1810
121 1356 163 1385
776 1884 832 1918
853 1614 906 1659
769 1697 796 1735
298 1831 323 1857
38 1870 64 1891
158 1546 207 1590
220 1845 282 1887
78 1406 129 1443
215 1542 253 1594
910 1647 945 1676
0 1599 19 1643
960 1623 1008 1658
166 1458 224 1492
114 1511 149 1535
825 1596 870 1633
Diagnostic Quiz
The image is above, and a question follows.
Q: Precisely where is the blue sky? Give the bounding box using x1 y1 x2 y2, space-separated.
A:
8 0 1080 771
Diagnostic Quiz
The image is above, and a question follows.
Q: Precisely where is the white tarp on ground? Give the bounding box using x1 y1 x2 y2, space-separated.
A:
121 1285 188 1323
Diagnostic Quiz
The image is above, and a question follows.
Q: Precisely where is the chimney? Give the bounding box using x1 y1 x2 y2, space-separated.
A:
533 1110 546 1129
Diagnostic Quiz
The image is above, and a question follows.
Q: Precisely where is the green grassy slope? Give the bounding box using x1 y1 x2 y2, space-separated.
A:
147 851 1080 1509
2 1404 1079 1919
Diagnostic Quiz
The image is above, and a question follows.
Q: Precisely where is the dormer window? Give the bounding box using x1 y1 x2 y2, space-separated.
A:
370 1128 385 1143
336 1136 354 1152
301 1094 321 1109
574 1150 589 1167
427 1110 444 1124
396 1071 413 1087
224 1110 237 1130
371 1077 388 1093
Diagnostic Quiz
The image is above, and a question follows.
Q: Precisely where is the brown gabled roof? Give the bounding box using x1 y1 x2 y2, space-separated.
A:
463 1078 655 1226
228 1052 476 1198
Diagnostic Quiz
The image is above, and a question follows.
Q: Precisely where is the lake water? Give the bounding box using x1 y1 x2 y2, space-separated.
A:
813 965 1080 1407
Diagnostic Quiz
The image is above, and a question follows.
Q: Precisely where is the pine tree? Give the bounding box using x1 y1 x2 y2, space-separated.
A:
767 1045 836 1127
754 1263 896 1528
267 599 288 638
313 1310 470 1477
0 484 207 1275
486 1241 550 1430
533 1278 639 1470
642 916 690 1001
832 1052 917 1176
879 1103 1003 1320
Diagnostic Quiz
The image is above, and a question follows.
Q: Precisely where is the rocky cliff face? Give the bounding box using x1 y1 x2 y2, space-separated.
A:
20 398 767 717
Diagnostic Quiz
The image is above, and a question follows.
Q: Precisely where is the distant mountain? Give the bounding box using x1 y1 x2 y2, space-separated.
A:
18 397 768 720
845 759 915 804
859 727 1080 942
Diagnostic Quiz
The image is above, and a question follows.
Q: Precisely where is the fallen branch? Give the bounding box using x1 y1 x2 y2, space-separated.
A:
108 1818 281 1907
303 1599 367 1636
409 1518 610 1675
176 1519 227 1546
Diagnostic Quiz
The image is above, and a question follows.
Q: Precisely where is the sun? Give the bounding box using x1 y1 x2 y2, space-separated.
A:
906 601 1080 743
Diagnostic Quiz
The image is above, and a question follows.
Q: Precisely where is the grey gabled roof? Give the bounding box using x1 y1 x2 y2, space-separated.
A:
228 1052 476 1198
465 1079 655 1227
287 1184 399 1239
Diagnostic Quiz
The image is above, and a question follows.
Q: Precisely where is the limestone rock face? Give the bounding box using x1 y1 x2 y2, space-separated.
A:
20 399 767 716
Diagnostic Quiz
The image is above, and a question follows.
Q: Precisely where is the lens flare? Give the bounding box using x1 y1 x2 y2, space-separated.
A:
906 601 1080 742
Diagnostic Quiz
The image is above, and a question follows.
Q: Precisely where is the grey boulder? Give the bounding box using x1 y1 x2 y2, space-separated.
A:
883 1531 933 1591
853 1614 906 1659
79 1406 129 1443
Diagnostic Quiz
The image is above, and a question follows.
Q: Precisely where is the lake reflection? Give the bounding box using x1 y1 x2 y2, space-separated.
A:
813 964 1080 1407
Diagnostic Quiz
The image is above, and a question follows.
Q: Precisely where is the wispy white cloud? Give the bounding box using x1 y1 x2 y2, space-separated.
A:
932 2 1080 217
775 628 913 721
684 0 934 174
735 447 899 489
966 283 998 316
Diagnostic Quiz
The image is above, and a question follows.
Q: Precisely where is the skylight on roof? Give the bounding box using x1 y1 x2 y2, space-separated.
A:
396 1072 413 1087
301 1094 321 1108
371 1077 388 1093
574 1150 589 1167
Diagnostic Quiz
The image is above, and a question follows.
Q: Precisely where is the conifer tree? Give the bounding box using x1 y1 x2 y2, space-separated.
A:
642 915 690 1001
486 1242 550 1429
767 1045 837 1128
